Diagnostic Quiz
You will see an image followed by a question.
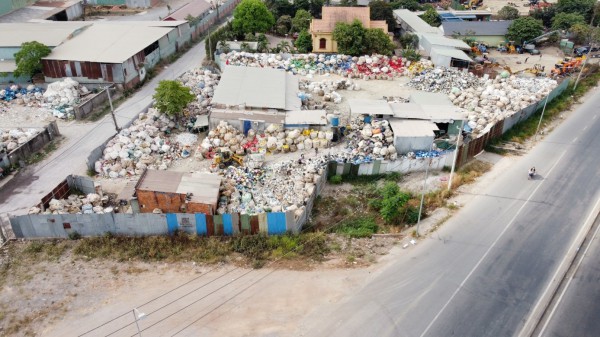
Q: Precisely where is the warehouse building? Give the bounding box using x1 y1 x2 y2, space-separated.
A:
441 20 512 46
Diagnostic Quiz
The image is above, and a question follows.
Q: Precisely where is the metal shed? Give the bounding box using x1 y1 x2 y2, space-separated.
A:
348 99 394 116
388 119 438 154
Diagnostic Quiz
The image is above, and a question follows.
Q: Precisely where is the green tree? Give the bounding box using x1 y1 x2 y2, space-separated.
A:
506 16 544 44
364 28 395 55
152 80 195 119
292 9 312 33
391 0 422 11
308 0 324 18
333 20 366 55
551 12 585 30
340 0 358 6
277 40 292 52
294 29 313 53
240 42 254 52
402 48 421 62
232 0 275 35
399 33 419 49
531 7 557 28
257 33 270 52
378 182 410 224
275 15 292 36
13 41 51 80
497 6 519 20
218 40 231 53
555 0 595 21
265 0 295 17
570 23 592 43
419 8 441 27
370 0 396 31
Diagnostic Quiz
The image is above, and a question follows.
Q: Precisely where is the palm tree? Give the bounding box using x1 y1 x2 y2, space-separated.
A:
218 40 231 54
240 42 253 52
277 41 291 53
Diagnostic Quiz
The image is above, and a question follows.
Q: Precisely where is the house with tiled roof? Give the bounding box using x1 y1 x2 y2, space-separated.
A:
309 6 389 53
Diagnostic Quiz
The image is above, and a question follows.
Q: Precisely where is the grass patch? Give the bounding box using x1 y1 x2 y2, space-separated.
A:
331 216 379 238
25 137 63 165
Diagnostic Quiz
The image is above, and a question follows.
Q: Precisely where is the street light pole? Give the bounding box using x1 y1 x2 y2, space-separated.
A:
416 143 434 237
447 119 464 192
105 85 120 133
133 309 142 337
534 91 550 140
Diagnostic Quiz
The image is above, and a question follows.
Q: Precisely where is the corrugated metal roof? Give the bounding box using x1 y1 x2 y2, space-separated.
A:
212 66 301 111
390 103 467 122
348 99 394 115
137 170 221 205
422 33 471 50
0 21 90 47
409 91 454 105
430 46 473 62
389 119 438 138
442 20 512 37
43 23 174 63
285 110 327 125
164 0 212 21
393 9 440 34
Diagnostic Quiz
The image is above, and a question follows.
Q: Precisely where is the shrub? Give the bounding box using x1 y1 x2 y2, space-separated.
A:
329 175 343 184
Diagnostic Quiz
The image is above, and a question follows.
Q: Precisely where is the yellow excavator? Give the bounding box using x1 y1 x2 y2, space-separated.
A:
467 0 483 9
213 148 244 169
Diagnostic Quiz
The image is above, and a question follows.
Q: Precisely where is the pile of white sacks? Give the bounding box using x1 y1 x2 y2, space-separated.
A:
218 156 328 216
198 121 333 157
408 67 558 136
0 128 39 152
298 79 360 105
178 68 220 114
346 117 398 160
28 193 113 215
43 78 90 118
95 108 188 178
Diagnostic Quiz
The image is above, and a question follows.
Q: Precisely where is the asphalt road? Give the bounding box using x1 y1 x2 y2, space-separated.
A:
536 212 600 337
301 90 600 337
0 38 207 216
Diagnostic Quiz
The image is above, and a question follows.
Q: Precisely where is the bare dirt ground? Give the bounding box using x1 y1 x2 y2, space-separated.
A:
481 0 558 15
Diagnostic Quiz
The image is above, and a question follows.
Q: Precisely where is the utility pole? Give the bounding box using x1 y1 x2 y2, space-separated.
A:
106 85 120 133
534 92 551 140
416 143 434 237
574 6 598 90
447 119 464 191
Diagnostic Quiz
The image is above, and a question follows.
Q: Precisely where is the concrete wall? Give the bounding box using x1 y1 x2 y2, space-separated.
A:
1 122 60 169
73 88 110 120
394 135 434 154
429 50 452 68
0 47 20 60
64 2 84 20
0 0 36 16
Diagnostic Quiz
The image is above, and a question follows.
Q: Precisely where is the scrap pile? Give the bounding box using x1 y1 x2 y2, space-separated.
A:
408 67 558 136
178 68 220 115
343 117 398 162
198 121 333 157
28 193 114 215
42 78 91 119
0 84 44 103
221 52 433 79
95 108 191 178
298 79 359 105
1 128 40 153
217 156 328 216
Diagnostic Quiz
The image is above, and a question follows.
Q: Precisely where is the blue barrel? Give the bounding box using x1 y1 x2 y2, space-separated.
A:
364 115 372 123
331 116 339 127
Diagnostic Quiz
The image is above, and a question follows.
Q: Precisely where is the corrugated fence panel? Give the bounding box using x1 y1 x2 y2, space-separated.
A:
258 213 268 233
195 213 207 236
267 212 287 235
372 160 381 175
176 213 196 234
222 214 233 236
250 215 260 234
166 213 178 234
285 211 296 233
231 213 240 235
205 215 215 236
240 214 251 234
213 215 224 236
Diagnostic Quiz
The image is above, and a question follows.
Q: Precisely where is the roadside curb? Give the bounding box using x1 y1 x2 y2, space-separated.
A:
519 196 600 337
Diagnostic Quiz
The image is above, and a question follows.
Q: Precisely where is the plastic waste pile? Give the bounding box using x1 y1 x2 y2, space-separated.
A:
198 121 333 158
95 108 193 178
344 117 398 161
0 84 44 103
220 52 436 79
298 79 359 105
178 68 220 115
42 78 90 119
408 67 558 137
28 193 114 215
0 128 40 153
218 156 328 216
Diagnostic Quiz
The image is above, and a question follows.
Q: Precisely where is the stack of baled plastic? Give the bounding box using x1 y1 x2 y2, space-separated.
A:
42 77 89 119
0 84 44 104
178 68 220 115
0 128 40 153
95 108 189 178
28 193 114 215
345 117 397 161
221 52 420 78
298 78 360 105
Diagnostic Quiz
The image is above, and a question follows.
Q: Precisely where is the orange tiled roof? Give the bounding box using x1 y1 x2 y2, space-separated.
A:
311 6 388 33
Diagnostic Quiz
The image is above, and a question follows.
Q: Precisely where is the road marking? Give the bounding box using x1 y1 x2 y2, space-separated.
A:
419 149 569 337
530 195 600 337
572 136 578 142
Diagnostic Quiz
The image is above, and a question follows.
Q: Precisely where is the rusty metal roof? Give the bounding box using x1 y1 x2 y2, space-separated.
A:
136 170 221 205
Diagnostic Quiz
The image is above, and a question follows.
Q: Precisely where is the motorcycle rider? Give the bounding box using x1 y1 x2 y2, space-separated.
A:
528 167 536 179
